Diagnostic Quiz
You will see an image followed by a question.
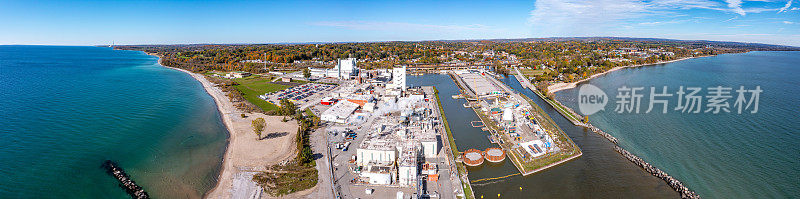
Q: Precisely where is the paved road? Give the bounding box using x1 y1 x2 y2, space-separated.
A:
513 67 536 90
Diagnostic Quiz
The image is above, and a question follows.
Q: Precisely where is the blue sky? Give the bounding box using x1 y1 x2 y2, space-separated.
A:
0 0 798 46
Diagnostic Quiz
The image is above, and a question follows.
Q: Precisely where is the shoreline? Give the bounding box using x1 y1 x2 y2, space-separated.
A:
147 52 235 198
547 56 710 93
144 52 300 199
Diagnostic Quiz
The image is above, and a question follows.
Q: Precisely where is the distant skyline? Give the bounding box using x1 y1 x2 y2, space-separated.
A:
1 0 798 46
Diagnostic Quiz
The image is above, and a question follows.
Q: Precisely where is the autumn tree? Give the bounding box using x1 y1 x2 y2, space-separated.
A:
303 68 311 78
252 118 266 140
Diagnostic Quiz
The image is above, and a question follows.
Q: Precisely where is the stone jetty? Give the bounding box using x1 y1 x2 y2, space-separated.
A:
614 146 700 199
576 122 619 145
102 160 150 199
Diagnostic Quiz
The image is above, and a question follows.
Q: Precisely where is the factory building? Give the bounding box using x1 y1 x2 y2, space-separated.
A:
356 133 398 165
320 100 360 124
397 142 420 186
309 58 359 79
389 65 407 91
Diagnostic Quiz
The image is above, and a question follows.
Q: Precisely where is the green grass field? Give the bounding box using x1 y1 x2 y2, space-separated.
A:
232 76 293 112
519 68 550 77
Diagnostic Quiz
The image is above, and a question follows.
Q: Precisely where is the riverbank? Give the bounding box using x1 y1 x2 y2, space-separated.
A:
145 52 301 199
547 56 709 93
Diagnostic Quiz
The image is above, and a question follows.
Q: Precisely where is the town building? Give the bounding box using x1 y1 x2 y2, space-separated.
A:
320 100 360 123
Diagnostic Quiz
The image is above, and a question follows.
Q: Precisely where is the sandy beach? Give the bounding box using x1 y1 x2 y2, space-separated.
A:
546 56 708 93
148 53 301 199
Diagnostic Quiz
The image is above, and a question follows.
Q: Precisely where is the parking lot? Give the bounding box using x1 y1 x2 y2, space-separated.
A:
259 83 335 105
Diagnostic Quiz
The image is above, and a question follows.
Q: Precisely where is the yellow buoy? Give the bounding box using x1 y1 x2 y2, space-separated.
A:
481 195 483 199
497 193 501 198
519 186 523 190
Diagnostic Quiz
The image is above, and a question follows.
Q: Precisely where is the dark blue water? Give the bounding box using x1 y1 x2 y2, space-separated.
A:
408 74 677 198
0 46 228 198
555 51 800 198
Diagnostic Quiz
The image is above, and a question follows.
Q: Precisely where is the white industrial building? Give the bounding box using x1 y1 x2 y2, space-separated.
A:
309 58 359 79
456 70 504 98
420 136 438 158
360 165 395 185
357 133 398 165
389 65 407 91
325 84 443 188
320 100 360 123
397 142 420 186
502 107 514 121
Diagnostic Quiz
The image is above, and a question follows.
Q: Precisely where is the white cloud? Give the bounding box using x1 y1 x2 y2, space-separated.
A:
528 0 649 36
783 21 795 24
745 7 781 13
528 0 793 37
778 0 793 13
527 0 800 46
726 0 747 15
639 19 689 25
640 22 662 25
651 0 726 11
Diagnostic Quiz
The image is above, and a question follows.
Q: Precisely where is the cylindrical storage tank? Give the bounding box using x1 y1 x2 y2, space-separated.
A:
484 147 506 163
462 149 484 166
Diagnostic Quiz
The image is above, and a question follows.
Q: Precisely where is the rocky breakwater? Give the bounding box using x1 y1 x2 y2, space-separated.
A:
613 146 700 199
102 160 150 199
584 124 618 144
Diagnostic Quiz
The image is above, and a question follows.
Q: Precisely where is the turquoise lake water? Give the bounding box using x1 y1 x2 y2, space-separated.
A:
0 46 228 198
554 51 800 198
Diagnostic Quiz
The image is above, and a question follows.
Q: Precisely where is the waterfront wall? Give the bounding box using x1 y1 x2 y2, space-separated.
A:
432 86 475 199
